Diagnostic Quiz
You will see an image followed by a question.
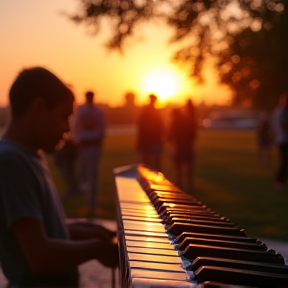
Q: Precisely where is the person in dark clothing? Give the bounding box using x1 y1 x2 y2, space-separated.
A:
55 136 80 197
0 67 118 288
274 93 288 190
256 114 274 167
136 94 165 171
168 105 197 192
272 92 288 190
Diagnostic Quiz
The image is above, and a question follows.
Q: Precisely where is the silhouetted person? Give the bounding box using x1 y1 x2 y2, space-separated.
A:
168 103 197 192
136 94 165 171
256 114 274 167
272 92 288 190
55 135 79 197
72 91 105 217
183 99 198 191
0 67 118 288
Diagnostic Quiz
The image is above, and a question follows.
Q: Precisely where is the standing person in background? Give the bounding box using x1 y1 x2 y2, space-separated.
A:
0 67 118 288
271 92 288 190
168 108 189 190
256 114 274 167
136 94 165 171
168 100 198 192
55 135 79 198
183 99 198 191
72 91 105 217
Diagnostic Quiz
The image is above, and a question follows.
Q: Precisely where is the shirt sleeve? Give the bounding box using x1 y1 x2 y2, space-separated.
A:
0 152 43 227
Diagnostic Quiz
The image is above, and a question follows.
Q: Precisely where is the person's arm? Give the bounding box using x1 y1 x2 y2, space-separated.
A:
67 221 116 241
12 218 118 274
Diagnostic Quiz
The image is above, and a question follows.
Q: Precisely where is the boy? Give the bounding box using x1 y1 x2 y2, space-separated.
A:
0 67 118 288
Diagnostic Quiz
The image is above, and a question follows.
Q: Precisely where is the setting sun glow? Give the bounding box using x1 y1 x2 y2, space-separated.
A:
0 1 233 108
142 69 179 102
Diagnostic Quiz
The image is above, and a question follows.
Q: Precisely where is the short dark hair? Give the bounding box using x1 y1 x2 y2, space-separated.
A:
9 66 74 117
149 94 157 102
85 91 94 98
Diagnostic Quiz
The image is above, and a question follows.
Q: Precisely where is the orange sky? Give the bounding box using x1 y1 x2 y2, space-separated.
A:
0 0 233 108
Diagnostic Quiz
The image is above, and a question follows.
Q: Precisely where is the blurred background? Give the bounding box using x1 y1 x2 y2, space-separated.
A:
1 0 288 241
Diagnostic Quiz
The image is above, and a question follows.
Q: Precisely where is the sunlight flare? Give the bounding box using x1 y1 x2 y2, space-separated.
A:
142 69 180 102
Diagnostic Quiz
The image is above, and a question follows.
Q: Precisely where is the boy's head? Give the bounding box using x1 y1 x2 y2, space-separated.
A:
149 94 157 106
85 91 95 105
8 67 75 153
9 67 74 117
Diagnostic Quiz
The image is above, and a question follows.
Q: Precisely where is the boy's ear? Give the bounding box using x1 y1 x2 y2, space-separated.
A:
29 97 46 116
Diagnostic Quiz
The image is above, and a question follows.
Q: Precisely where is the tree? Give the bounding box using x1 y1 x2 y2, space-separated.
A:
217 1 288 110
68 0 287 110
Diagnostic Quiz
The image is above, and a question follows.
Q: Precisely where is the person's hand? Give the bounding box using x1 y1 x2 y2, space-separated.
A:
97 241 119 268
92 224 116 241
67 222 117 241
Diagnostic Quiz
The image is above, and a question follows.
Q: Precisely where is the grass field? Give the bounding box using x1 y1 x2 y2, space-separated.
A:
1 125 287 241
48 128 288 241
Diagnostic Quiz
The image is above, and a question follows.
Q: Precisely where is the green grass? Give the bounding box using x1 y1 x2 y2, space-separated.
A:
14 128 288 241
192 130 288 241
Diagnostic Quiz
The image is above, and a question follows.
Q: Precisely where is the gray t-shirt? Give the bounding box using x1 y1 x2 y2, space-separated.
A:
0 140 78 287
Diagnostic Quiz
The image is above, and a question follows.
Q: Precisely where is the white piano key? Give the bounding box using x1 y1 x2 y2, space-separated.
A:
130 268 190 281
124 230 169 239
129 261 186 273
126 240 175 250
125 235 171 244
121 211 160 218
127 246 179 257
119 202 156 210
122 216 162 223
127 252 182 265
123 220 166 233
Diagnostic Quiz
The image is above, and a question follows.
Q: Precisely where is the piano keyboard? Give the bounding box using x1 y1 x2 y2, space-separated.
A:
114 164 288 288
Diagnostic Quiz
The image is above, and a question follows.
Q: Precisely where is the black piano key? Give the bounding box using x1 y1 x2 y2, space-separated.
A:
189 256 288 275
181 244 285 264
162 210 220 219
194 266 288 287
148 184 184 192
177 237 267 251
160 207 214 217
200 281 238 288
167 217 236 227
152 198 203 209
164 213 231 223
148 191 195 200
167 222 246 237
158 203 209 214
175 231 258 244
116 164 288 288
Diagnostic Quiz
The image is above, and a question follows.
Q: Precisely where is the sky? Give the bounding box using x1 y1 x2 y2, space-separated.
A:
0 0 233 108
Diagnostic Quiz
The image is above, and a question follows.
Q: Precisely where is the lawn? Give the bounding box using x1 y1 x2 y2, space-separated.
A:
2 125 287 241
48 128 288 241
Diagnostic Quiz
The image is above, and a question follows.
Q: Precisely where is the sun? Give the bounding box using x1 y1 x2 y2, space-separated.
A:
142 69 179 102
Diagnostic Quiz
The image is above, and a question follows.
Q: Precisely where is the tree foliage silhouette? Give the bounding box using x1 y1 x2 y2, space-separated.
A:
69 0 287 109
